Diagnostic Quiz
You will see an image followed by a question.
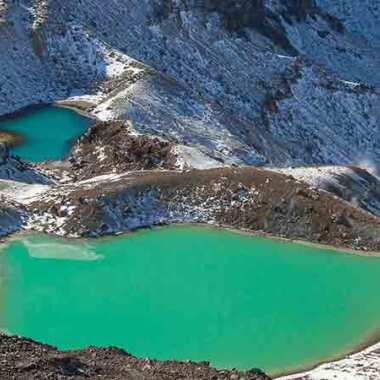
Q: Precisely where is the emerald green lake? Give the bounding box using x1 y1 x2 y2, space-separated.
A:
0 106 91 162
1 226 380 376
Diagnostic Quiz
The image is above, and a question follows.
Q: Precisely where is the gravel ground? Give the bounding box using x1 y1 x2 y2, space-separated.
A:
0 334 271 380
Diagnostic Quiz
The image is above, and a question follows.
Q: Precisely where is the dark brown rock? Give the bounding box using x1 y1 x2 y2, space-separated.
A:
0 334 271 380
69 121 177 181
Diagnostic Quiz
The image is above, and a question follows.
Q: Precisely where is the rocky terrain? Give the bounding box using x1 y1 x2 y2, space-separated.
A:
0 334 270 380
69 121 178 181
0 131 379 254
23 166 380 253
1 0 380 379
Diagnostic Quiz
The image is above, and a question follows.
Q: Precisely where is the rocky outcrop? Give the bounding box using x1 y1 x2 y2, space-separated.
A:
155 0 296 52
155 0 343 52
69 121 177 181
0 334 271 380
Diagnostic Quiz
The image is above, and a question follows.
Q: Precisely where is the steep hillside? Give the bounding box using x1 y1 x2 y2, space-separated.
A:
1 0 379 168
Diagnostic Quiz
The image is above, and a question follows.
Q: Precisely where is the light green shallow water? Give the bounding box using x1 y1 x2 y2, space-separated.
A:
0 106 91 162
1 226 380 376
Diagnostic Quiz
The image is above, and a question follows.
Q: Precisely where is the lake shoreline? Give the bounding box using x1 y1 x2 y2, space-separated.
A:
1 330 379 379
274 333 380 378
0 103 50 122
0 104 93 163
3 221 380 258
55 99 98 121
1 224 380 379
0 334 270 380
211 224 380 258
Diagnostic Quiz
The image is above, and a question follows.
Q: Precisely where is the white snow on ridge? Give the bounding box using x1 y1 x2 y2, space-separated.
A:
279 342 380 380
274 166 351 189
173 145 226 170
0 180 50 205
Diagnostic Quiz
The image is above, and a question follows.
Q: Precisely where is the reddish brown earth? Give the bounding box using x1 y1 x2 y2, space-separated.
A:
30 167 380 252
69 121 177 181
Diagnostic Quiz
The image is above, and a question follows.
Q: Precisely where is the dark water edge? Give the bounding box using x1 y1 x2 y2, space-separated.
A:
0 103 50 122
273 328 380 378
0 103 95 162
0 101 97 123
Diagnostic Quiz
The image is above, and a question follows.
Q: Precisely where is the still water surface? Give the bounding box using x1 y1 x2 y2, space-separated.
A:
0 226 380 375
0 106 91 162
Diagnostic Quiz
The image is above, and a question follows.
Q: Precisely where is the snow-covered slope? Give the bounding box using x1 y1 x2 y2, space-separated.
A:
1 0 380 168
276 166 380 218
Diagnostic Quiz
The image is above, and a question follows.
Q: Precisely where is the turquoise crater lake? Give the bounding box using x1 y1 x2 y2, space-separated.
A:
1 226 380 376
0 106 91 162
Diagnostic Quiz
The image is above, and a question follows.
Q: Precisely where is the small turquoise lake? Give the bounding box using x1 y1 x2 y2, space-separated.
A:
0 106 91 162
1 226 380 376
